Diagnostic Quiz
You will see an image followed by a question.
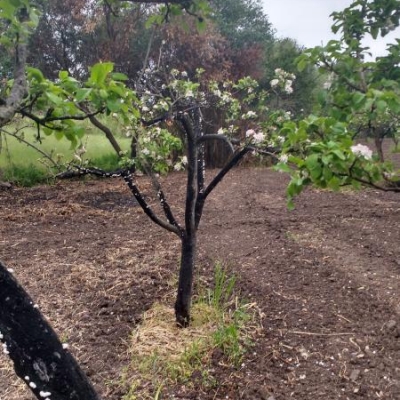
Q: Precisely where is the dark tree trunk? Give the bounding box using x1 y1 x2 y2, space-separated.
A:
374 135 384 162
0 261 101 400
174 233 196 327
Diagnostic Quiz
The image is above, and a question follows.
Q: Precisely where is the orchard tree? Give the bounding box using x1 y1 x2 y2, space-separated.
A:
295 0 400 161
275 0 400 206
19 62 292 325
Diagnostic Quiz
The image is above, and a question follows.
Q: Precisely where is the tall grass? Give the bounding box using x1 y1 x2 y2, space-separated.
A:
0 121 131 186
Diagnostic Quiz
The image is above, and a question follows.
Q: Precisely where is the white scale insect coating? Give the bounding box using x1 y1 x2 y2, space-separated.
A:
2 343 9 354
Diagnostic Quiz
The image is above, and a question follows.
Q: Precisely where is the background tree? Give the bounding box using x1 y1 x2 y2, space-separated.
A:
262 38 320 116
296 0 400 161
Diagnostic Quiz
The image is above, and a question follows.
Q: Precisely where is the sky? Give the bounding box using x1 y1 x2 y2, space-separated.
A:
261 0 400 58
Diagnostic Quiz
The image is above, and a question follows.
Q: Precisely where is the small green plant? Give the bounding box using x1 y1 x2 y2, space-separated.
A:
120 263 258 399
206 261 236 310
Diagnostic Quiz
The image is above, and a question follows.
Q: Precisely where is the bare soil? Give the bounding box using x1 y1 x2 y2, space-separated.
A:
1 158 399 399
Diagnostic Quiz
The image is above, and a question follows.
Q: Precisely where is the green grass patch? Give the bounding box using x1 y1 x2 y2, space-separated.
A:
0 121 131 186
2 164 51 187
120 263 260 400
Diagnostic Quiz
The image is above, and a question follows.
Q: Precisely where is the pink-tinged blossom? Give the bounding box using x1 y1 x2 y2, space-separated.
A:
351 144 373 160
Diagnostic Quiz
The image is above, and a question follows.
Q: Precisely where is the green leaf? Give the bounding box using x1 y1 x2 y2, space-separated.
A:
89 62 114 85
328 176 341 191
75 88 92 102
27 67 44 82
145 13 164 28
54 130 64 140
106 99 121 112
46 92 63 106
59 71 69 80
376 99 387 112
111 72 128 81
99 89 108 99
331 149 346 160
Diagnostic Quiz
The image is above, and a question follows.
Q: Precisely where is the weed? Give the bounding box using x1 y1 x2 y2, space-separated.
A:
120 263 258 399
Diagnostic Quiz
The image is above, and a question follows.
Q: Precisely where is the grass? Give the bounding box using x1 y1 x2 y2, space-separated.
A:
120 263 260 400
0 120 131 186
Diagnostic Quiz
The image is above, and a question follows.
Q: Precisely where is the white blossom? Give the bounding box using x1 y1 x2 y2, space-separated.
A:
217 128 224 135
212 89 222 97
185 90 194 98
270 79 279 87
181 71 188 78
252 131 264 143
351 144 373 160
285 86 294 94
29 382 37 389
221 93 232 103
279 154 289 163
181 156 188 165
141 148 150 156
246 129 264 143
245 129 256 138
284 82 294 94
277 136 285 144
39 391 52 398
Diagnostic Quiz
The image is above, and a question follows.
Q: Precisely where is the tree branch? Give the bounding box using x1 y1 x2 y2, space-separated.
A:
142 164 183 235
58 166 183 236
196 134 235 154
195 147 252 227
121 170 183 236
87 115 123 156
178 113 198 235
0 10 29 127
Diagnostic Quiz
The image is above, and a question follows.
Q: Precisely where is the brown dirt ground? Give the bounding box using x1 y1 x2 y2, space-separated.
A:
1 148 400 399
